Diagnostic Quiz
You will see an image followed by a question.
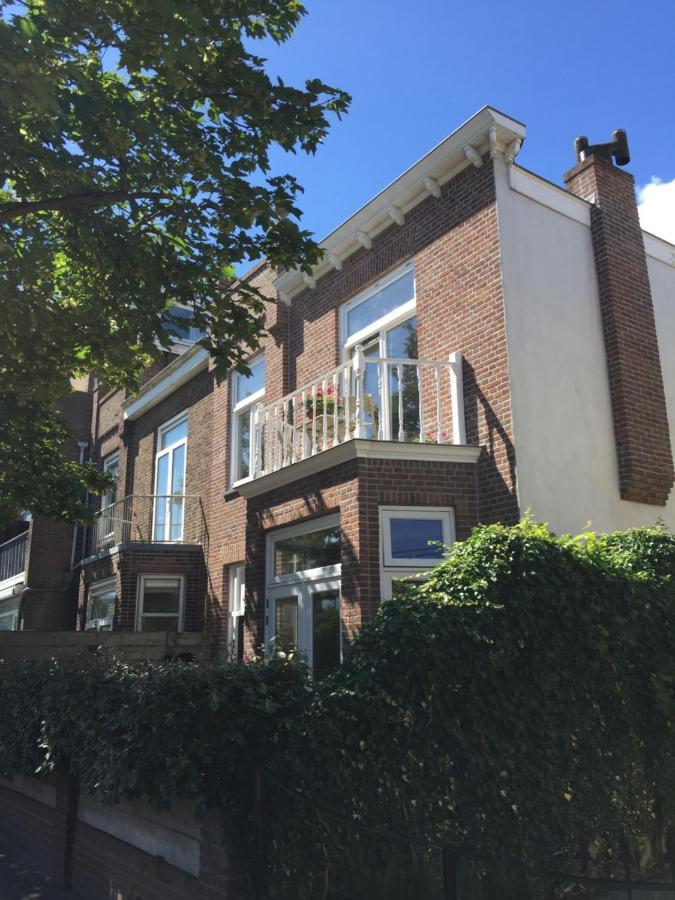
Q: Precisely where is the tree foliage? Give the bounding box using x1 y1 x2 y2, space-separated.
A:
1 524 674 898
0 0 349 521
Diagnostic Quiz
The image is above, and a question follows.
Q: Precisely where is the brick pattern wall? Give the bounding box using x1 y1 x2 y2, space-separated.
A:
80 157 517 649
564 155 674 506
243 454 479 657
0 783 56 873
286 157 518 524
0 781 245 899
80 545 206 633
21 386 94 630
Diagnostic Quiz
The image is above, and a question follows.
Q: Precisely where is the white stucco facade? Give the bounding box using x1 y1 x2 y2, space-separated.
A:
495 159 675 535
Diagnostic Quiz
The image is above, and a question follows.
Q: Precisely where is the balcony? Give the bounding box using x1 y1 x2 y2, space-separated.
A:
246 349 470 485
91 494 206 554
0 532 28 585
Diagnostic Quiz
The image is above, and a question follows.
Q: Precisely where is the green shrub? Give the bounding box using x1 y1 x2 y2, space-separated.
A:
1 522 675 899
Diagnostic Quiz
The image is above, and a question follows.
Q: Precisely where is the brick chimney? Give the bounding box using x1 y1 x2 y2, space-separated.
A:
564 135 673 506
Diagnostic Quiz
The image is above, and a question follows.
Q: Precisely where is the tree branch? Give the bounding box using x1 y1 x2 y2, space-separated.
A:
0 190 175 222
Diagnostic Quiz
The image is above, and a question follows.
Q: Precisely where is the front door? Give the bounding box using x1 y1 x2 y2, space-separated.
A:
267 576 341 677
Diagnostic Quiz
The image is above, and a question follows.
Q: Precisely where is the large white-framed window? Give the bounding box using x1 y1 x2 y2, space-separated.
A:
228 563 245 658
85 578 117 631
99 452 120 540
265 514 341 677
379 506 455 600
153 412 188 541
136 574 185 632
231 354 265 485
339 263 419 441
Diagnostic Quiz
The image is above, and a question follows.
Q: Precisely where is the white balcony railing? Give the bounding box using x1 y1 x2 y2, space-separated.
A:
249 349 466 480
91 494 206 554
0 531 28 584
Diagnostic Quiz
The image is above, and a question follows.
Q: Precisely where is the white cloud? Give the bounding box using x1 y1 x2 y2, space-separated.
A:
638 176 675 245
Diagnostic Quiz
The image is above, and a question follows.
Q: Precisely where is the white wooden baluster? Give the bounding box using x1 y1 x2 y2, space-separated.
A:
301 390 308 460
343 367 351 441
270 404 277 470
353 345 365 439
377 359 386 440
397 364 404 441
253 402 264 477
311 384 317 455
448 352 466 445
282 398 290 466
290 395 297 464
417 362 424 443
434 365 442 443
332 370 339 447
321 377 328 450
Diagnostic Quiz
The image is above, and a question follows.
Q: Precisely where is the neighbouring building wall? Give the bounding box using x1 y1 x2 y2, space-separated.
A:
496 160 675 534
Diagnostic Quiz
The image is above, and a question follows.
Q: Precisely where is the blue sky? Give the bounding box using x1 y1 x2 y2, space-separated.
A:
258 0 675 244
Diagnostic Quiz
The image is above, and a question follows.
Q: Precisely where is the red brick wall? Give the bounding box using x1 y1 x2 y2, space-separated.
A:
0 780 244 899
285 157 518 524
242 454 479 657
77 156 517 649
22 387 94 630
0 782 56 873
80 545 206 633
564 155 674 506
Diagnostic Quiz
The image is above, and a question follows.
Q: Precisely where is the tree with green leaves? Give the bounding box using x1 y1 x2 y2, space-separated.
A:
0 0 349 524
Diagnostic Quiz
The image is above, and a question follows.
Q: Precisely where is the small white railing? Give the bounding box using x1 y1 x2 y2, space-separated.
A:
91 494 206 553
250 349 465 479
0 531 28 583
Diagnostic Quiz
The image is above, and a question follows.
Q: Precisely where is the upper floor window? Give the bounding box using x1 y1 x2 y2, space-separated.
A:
101 452 120 511
154 413 188 541
231 355 265 484
341 264 415 351
340 264 419 441
161 305 206 346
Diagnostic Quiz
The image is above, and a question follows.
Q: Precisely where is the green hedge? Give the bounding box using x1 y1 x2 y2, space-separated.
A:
1 522 675 899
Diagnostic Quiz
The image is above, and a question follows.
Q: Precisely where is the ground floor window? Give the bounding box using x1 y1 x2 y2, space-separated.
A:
136 574 185 632
379 506 455 599
266 515 341 677
228 563 245 658
85 579 117 631
0 597 20 631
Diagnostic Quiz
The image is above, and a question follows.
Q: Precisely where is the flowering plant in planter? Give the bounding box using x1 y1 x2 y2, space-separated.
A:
305 385 344 419
412 431 448 444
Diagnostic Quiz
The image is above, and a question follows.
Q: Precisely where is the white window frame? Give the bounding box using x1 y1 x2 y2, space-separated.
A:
101 452 120 508
379 506 455 600
230 354 265 486
264 514 342 669
136 574 185 632
85 577 117 632
153 411 188 542
339 261 416 358
266 513 341 587
161 303 206 352
228 563 245 657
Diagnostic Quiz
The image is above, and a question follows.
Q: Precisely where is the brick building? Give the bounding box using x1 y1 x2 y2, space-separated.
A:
2 106 674 674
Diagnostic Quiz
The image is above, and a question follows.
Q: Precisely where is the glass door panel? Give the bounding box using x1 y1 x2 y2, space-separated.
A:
154 454 169 540
311 589 340 679
274 595 299 654
386 316 419 441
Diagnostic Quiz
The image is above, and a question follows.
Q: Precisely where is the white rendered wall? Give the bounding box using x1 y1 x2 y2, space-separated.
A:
495 160 675 535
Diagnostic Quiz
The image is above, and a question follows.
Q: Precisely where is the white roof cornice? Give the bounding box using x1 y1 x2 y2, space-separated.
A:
274 106 526 301
122 344 209 421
